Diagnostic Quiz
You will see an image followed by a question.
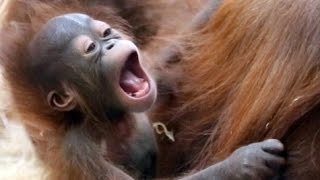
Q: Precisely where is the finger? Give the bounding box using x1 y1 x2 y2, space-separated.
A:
262 151 286 171
261 139 284 155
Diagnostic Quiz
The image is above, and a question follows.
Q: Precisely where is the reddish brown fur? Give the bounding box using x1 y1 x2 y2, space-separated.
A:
3 0 317 179
0 1 144 179
152 0 320 179
0 1 208 179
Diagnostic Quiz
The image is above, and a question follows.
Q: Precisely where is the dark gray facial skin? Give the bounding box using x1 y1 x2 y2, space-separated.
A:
29 13 157 114
27 13 158 179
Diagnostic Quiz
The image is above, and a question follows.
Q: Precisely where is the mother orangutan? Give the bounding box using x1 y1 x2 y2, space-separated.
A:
152 0 320 179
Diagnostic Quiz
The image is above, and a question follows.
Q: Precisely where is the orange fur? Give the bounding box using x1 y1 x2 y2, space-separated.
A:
153 0 320 179
0 0 206 179
3 0 315 179
0 1 143 179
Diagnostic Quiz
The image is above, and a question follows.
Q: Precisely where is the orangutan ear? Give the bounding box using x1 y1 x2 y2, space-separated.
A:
47 90 77 111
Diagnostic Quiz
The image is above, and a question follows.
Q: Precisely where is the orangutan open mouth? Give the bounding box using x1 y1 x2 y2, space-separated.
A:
119 51 150 98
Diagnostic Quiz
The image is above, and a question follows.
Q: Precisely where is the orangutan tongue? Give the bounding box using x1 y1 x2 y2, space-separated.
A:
120 69 145 94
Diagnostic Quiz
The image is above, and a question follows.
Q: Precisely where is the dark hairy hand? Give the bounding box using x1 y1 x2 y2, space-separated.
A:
222 139 285 180
181 139 285 180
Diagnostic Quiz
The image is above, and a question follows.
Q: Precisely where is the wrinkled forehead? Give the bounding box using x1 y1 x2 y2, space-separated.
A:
29 13 94 57
46 13 92 39
30 14 94 49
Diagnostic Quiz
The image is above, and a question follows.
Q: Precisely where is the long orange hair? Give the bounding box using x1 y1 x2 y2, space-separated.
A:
174 0 320 168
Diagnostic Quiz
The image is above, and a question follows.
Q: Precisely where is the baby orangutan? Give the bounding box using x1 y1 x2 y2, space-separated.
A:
0 13 285 180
